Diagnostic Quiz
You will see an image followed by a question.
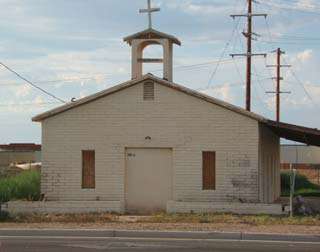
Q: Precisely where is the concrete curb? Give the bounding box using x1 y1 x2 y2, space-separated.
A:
0 229 319 243
114 230 242 240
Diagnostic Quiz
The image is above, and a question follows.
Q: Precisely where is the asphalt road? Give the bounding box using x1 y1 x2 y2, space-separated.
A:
1 235 320 252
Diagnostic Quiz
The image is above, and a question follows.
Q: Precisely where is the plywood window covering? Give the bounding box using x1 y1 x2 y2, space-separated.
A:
143 81 154 101
82 150 95 189
202 151 216 190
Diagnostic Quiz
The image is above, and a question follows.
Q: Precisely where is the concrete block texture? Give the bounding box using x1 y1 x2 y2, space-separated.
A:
5 201 122 214
38 79 280 213
167 201 284 215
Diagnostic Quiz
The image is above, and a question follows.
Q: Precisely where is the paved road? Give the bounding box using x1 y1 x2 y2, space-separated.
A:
1 230 320 252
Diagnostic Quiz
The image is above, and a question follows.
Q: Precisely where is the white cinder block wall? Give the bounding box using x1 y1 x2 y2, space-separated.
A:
259 124 281 203
40 80 278 212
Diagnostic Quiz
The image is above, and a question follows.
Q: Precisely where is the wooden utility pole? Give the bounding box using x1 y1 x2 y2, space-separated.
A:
246 0 253 112
266 48 291 122
231 0 267 111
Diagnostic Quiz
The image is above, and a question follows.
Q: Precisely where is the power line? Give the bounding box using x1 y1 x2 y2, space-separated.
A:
206 18 242 88
0 58 243 88
0 62 66 103
1 78 273 108
258 40 320 45
0 74 112 87
235 5 277 114
261 1 320 15
205 0 248 89
267 34 320 41
230 0 268 111
282 57 320 109
163 58 241 72
0 102 60 107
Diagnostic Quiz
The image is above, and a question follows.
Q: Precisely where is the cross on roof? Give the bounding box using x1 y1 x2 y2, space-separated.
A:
139 0 160 29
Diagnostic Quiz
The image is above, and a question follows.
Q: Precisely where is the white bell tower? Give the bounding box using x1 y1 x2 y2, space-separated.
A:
123 0 181 82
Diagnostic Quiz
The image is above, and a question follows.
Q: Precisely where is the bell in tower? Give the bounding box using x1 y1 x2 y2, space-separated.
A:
123 0 181 82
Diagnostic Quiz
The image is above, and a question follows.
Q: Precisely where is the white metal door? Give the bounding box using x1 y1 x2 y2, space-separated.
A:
125 148 172 213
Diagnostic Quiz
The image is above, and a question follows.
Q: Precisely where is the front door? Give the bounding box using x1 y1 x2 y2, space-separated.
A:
125 148 172 213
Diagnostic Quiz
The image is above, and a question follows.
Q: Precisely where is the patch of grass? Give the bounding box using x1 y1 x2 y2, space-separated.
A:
0 210 11 221
282 188 320 197
139 213 320 226
6 212 119 223
0 170 40 203
281 172 320 197
2 212 320 226
281 172 320 191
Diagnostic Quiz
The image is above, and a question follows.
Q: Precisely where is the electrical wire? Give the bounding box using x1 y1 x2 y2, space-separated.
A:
0 102 60 107
0 62 66 103
206 1 247 89
0 59 243 87
282 57 320 108
261 1 320 15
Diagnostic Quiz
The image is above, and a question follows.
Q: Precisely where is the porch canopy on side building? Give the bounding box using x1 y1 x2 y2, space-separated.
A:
266 120 320 147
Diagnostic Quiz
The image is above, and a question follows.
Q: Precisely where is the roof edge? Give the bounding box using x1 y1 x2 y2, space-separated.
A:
32 75 153 122
32 74 267 123
123 28 181 46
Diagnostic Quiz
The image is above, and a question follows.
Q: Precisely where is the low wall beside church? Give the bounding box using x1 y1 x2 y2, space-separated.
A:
167 201 285 215
3 201 122 214
3 200 285 215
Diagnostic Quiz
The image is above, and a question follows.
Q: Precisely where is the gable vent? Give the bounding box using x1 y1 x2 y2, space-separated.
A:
143 81 155 101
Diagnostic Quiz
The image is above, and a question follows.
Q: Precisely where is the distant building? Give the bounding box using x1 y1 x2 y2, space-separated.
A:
0 143 41 168
281 145 320 185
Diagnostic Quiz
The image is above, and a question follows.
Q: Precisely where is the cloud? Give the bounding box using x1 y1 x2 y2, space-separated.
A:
0 0 319 142
199 83 235 103
0 95 55 114
0 0 58 33
297 49 313 63
79 90 88 99
33 96 45 105
276 81 320 109
296 0 316 9
14 84 32 98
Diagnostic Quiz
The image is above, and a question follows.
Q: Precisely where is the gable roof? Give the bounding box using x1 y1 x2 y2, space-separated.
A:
32 74 320 146
32 74 265 123
123 28 181 46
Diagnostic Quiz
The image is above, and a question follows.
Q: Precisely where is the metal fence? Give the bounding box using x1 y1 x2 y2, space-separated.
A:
281 163 320 185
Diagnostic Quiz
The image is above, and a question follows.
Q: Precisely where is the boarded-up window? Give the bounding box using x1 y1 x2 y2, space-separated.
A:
82 150 95 189
143 81 154 100
202 151 216 190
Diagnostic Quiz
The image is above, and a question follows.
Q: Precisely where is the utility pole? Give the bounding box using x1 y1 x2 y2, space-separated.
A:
266 48 291 122
230 0 267 111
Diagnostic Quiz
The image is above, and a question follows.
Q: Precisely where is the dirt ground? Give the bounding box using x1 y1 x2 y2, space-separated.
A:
1 222 320 235
1 213 320 235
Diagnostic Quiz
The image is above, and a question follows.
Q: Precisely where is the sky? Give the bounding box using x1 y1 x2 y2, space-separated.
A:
0 0 320 144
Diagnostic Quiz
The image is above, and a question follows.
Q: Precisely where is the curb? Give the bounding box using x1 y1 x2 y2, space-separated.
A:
114 230 241 240
0 229 319 243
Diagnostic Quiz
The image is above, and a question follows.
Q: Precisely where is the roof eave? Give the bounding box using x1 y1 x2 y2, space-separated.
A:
123 28 181 46
32 75 154 122
32 74 267 123
265 120 320 147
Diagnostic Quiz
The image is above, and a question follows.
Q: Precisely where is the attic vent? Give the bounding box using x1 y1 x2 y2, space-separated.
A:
143 81 154 101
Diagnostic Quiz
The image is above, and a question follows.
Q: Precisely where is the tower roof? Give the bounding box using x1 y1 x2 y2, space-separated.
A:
123 28 181 46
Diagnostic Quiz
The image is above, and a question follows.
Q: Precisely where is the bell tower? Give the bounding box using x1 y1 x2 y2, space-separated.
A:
123 0 181 82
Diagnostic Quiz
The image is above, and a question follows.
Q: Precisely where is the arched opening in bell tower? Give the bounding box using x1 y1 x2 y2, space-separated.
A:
139 41 164 78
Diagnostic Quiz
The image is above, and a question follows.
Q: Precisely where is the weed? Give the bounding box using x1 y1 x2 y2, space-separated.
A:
0 170 40 203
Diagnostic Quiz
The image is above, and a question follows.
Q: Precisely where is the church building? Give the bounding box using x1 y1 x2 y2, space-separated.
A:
31 1 320 214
